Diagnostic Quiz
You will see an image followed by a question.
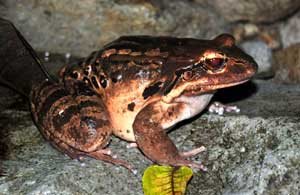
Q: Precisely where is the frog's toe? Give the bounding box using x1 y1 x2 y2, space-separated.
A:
166 158 207 172
86 150 134 172
126 142 138 149
188 162 207 171
180 146 206 157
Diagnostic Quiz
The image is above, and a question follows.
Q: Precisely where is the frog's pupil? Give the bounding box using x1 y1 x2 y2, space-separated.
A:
206 58 225 69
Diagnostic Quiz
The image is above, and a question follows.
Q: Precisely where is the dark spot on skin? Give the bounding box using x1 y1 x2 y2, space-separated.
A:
91 76 100 89
72 79 95 96
126 130 130 133
38 87 69 123
83 70 89 75
100 75 107 88
163 76 180 95
83 77 90 84
111 77 118 83
142 82 162 99
53 105 78 129
71 71 78 79
127 102 135 111
110 71 122 83
91 64 98 72
79 100 101 108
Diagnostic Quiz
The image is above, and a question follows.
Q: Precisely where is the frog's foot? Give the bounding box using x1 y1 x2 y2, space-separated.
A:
167 158 207 171
208 101 240 115
180 146 206 157
48 137 134 172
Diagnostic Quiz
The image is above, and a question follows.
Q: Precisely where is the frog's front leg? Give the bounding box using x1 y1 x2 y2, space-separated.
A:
30 81 132 170
133 102 206 171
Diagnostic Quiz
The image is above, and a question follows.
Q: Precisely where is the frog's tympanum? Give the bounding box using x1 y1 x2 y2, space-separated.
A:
30 34 257 171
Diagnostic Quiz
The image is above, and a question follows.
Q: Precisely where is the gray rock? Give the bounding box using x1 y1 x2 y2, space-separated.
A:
280 12 300 48
1 0 226 57
240 40 273 78
273 43 300 83
205 0 300 23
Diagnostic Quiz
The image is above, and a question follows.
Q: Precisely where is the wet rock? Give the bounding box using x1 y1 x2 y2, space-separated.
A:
1 0 226 57
186 114 300 195
205 0 300 23
240 40 273 78
273 43 300 83
280 12 300 48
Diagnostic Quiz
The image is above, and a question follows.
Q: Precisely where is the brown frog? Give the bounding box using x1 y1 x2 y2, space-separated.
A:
30 34 257 171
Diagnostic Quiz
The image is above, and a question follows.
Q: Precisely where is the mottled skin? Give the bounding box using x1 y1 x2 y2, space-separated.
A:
30 34 257 170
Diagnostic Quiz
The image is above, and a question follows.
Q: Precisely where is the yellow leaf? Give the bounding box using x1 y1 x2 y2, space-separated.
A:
142 165 193 195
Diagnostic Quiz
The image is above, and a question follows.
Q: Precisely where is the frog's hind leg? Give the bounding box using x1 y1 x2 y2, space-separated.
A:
47 133 133 171
31 81 132 171
86 150 133 171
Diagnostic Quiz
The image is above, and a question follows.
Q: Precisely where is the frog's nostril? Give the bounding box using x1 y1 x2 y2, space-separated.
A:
229 64 246 74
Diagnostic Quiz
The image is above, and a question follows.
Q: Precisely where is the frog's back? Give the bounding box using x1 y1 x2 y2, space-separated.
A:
62 37 177 141
95 41 169 141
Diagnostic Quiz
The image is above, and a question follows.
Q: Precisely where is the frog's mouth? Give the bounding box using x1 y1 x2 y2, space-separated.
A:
182 78 250 96
162 76 251 103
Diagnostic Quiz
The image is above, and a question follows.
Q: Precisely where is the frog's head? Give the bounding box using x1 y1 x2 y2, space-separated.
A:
162 34 258 102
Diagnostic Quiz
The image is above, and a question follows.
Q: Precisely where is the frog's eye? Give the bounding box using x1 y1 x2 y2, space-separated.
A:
203 57 227 73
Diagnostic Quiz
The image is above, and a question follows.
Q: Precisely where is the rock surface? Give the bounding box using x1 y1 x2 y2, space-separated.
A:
280 12 300 49
0 0 227 57
240 40 273 78
273 43 300 83
205 0 300 23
